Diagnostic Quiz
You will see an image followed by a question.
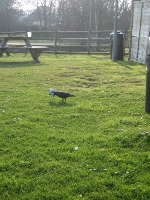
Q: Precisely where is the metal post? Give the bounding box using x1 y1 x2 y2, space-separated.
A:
88 29 90 55
54 29 57 54
88 0 91 55
95 0 98 38
145 37 150 113
89 0 91 30
112 0 118 62
145 54 150 113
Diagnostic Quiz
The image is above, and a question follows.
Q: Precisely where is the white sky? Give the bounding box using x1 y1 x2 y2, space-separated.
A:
16 1 35 12
18 0 132 12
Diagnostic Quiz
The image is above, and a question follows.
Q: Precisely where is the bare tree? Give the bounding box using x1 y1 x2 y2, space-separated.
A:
0 0 23 31
24 0 56 29
10 0 132 32
118 0 131 30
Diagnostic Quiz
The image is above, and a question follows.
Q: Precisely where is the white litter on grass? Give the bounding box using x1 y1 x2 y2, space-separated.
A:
74 147 78 151
18 118 22 122
90 168 97 171
14 118 22 122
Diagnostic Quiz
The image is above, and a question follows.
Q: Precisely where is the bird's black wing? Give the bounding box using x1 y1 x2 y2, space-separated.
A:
54 91 74 99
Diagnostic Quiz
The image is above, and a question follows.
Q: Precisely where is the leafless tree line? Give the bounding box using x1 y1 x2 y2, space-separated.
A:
0 0 131 32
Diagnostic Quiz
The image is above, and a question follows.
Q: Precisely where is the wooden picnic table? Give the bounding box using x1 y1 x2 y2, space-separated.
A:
0 47 9 57
0 36 48 63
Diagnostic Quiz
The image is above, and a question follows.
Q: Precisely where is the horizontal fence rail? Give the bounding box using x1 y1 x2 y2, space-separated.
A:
0 30 128 55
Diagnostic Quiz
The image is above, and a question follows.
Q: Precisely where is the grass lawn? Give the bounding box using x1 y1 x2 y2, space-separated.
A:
0 53 150 199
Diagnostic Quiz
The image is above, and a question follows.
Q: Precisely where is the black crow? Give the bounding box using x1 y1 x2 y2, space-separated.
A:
49 88 75 101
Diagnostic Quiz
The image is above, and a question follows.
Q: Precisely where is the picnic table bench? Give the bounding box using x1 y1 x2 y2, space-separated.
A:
0 47 9 57
0 36 48 63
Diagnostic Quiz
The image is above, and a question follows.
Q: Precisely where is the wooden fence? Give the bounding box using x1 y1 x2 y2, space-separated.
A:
0 30 128 55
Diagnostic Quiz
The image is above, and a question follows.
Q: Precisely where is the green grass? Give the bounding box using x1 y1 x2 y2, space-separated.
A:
0 53 150 200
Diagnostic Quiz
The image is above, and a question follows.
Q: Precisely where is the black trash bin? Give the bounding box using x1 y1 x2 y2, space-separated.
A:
110 31 124 61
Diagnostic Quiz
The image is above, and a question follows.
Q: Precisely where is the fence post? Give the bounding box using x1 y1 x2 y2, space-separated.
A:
128 0 134 61
112 0 118 62
123 29 126 56
145 37 150 113
88 29 90 55
54 29 57 54
145 54 150 113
